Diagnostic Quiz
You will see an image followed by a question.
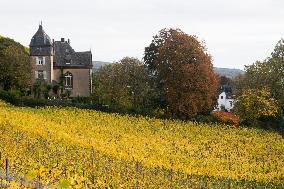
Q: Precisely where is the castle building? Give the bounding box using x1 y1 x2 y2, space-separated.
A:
29 24 93 97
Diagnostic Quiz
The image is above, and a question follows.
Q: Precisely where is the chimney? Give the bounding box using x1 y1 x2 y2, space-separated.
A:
68 39 70 44
52 39 54 44
61 38 65 42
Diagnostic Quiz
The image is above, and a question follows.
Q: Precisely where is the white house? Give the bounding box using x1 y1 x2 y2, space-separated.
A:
215 91 234 112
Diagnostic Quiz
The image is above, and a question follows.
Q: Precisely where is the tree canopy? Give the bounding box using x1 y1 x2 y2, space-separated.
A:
235 39 284 112
144 28 218 118
235 88 280 126
92 57 152 111
0 36 31 91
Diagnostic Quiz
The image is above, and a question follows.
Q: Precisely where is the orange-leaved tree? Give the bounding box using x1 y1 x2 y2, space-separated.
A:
144 28 218 118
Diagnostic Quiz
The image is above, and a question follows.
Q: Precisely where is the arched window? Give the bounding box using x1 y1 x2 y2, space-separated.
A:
64 72 73 89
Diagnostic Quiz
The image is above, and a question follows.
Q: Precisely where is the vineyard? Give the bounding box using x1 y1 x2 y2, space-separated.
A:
0 100 283 188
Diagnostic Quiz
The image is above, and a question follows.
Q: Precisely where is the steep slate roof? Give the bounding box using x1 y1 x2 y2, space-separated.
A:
30 25 53 56
53 40 92 68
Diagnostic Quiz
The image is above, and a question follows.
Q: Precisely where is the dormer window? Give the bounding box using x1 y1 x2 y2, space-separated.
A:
65 54 71 65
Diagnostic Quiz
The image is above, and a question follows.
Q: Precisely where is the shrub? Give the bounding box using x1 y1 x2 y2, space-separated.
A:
0 89 21 105
194 114 218 124
211 112 240 126
71 96 92 104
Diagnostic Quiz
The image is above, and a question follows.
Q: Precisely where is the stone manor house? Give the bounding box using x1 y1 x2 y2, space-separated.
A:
30 24 92 97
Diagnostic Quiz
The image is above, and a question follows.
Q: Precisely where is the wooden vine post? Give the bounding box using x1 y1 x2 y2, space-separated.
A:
5 158 9 181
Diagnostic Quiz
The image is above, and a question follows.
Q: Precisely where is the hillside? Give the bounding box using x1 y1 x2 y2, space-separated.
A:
0 101 283 188
93 61 244 78
214 67 244 78
92 61 112 69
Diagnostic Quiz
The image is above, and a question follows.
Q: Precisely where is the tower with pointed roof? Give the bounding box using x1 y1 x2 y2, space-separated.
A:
30 23 54 83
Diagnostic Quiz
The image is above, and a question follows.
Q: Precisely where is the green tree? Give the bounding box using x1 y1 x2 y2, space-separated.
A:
144 28 218 118
235 88 280 126
0 36 31 91
235 39 284 112
92 57 152 110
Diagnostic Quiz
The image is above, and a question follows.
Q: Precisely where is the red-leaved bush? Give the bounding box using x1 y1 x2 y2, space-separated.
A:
211 112 240 127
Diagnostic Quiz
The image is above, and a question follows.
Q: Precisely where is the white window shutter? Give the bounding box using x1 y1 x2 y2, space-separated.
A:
43 57 46 65
43 71 47 80
35 71 38 79
36 57 39 65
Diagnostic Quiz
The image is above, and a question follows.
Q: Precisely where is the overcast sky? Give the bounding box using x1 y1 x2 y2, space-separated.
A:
0 0 284 69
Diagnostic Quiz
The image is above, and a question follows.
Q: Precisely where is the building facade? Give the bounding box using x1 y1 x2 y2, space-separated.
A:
215 91 234 112
30 24 92 97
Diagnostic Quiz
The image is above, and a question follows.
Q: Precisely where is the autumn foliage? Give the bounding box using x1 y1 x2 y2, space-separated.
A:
234 39 284 128
144 28 218 118
211 112 240 126
235 88 280 126
0 101 283 188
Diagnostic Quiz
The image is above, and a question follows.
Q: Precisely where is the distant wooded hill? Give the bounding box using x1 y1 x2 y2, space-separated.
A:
213 67 244 78
93 61 112 69
93 61 244 78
